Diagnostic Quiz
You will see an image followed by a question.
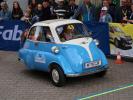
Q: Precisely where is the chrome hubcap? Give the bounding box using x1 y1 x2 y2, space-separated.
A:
52 69 59 83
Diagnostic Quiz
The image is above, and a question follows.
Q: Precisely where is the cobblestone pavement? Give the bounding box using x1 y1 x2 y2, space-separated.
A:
0 51 133 100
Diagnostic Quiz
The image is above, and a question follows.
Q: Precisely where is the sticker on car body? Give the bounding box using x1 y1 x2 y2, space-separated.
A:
34 53 46 63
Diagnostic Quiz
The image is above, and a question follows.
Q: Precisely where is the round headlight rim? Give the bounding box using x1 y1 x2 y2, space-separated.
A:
51 46 60 54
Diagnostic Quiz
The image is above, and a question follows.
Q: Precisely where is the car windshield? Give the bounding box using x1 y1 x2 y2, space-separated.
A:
56 23 91 42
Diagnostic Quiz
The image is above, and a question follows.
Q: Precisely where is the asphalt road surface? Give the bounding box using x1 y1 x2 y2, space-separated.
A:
0 51 133 100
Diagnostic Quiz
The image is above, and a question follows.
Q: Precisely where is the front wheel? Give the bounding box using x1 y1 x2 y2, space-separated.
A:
95 70 107 77
50 66 66 87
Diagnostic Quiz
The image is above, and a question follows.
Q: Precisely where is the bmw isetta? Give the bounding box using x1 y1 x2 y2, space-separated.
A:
19 19 108 87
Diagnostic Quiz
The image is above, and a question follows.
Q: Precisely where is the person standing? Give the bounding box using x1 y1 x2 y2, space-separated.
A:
21 7 32 24
42 0 51 20
49 0 58 19
53 0 69 19
128 3 133 23
28 0 37 16
97 0 116 22
0 1 11 20
115 0 131 22
99 6 112 23
32 4 44 23
103 0 116 21
123 3 133 24
12 1 23 20
72 0 96 22
68 0 78 18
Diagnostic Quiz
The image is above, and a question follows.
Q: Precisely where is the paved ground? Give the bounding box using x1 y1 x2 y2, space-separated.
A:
0 51 133 100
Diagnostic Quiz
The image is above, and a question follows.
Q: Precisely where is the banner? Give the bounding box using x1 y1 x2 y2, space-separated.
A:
0 20 30 51
0 20 110 55
109 23 133 58
84 22 110 55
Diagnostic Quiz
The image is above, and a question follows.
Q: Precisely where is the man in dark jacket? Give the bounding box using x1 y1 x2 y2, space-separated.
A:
42 0 51 20
115 0 131 22
32 4 44 23
68 0 78 18
53 0 69 19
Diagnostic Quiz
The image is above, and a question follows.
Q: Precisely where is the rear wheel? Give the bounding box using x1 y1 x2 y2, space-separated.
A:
95 70 107 77
50 65 66 87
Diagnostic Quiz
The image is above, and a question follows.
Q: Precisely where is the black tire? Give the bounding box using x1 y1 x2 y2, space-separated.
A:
50 65 66 87
95 70 107 77
114 38 119 48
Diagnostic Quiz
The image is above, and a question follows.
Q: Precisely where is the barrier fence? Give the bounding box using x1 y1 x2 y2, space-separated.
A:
0 20 30 51
0 20 133 58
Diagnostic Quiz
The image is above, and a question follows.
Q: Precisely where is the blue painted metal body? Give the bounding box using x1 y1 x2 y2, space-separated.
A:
19 39 108 76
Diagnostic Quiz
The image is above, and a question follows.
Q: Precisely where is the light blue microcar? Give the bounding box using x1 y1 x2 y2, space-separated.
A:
19 19 108 87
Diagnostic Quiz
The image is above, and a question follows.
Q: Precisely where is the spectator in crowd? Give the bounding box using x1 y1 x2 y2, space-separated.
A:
28 0 37 16
53 0 69 19
26 6 33 17
0 0 3 10
108 0 116 7
108 0 116 21
115 0 131 22
28 0 43 5
103 0 116 21
99 6 112 23
42 0 51 20
49 0 58 19
72 0 96 22
97 0 116 22
12 1 23 20
28 0 37 8
32 4 44 23
21 7 32 24
68 0 78 18
0 1 11 20
123 3 133 24
128 3 133 23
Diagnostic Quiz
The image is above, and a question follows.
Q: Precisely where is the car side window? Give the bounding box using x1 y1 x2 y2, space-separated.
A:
28 26 36 40
44 27 54 42
28 26 54 42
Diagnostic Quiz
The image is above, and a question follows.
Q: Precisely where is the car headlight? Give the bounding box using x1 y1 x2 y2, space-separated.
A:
51 46 60 54
93 39 99 45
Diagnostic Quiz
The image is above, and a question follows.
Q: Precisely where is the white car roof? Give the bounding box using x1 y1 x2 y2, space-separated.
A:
33 19 82 27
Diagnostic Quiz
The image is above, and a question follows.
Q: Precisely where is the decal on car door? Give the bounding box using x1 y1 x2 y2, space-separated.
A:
34 53 46 64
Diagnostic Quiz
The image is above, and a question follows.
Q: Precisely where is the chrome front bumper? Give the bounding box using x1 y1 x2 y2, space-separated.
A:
66 67 108 77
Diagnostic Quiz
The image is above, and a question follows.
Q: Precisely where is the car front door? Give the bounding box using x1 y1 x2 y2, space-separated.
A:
28 26 56 71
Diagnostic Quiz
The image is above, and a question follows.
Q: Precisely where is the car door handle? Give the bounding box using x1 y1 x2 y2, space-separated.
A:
62 46 68 49
34 41 39 46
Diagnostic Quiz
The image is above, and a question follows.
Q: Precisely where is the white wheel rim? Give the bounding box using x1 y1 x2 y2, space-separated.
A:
52 69 59 83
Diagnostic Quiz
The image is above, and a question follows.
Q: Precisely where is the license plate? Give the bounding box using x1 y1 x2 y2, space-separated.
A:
85 60 101 68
